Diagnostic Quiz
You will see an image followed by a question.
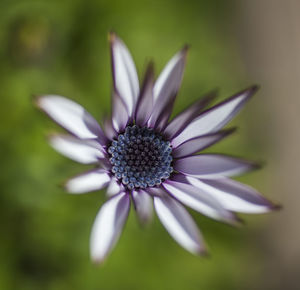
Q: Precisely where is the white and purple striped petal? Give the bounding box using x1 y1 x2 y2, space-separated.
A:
135 64 154 127
106 177 124 197
163 178 238 224
49 134 105 164
154 195 206 255
37 95 107 143
172 129 236 158
112 91 129 133
65 169 110 194
148 47 188 130
90 192 130 263
172 86 258 147
163 90 217 139
174 154 259 178
110 33 139 118
187 177 277 213
132 190 153 224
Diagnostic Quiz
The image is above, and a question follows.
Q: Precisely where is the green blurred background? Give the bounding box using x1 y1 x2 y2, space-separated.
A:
0 0 297 289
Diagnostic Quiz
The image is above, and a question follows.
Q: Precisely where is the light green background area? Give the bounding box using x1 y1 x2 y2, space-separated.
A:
0 0 272 289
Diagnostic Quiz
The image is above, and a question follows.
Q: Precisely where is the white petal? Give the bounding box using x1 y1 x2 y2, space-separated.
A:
65 169 110 194
172 129 235 158
163 91 217 139
163 179 237 223
174 154 259 178
106 177 123 197
49 134 105 164
154 195 206 255
148 47 188 129
90 192 130 263
112 92 129 133
172 86 258 147
132 190 153 224
187 177 276 213
110 33 139 117
37 95 106 142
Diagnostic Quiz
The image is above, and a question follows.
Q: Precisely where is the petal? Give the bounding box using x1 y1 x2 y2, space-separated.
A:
112 91 129 133
172 128 236 158
103 117 117 141
187 177 277 213
110 32 139 118
106 177 124 197
132 190 153 224
172 86 258 147
49 134 105 164
65 169 110 194
37 95 107 143
90 192 130 263
163 177 238 224
135 64 154 127
154 195 206 255
163 90 217 139
174 154 259 178
148 46 188 129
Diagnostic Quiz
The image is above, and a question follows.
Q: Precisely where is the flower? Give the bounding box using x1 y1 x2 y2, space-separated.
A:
37 32 279 263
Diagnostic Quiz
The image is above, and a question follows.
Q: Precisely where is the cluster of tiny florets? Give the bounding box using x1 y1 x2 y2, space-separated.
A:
108 125 173 190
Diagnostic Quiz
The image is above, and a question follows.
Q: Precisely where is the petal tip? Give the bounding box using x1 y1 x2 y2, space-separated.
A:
108 31 117 43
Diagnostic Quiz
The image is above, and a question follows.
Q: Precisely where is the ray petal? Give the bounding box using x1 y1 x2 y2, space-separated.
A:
187 176 277 213
163 177 238 224
148 46 188 129
37 95 107 143
110 32 139 118
65 169 111 194
172 129 236 158
49 134 105 164
154 195 206 255
172 86 258 147
174 154 260 178
90 192 130 263
135 64 154 127
132 190 153 224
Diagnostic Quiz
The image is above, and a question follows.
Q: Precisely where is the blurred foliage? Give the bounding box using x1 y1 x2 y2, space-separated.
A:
0 0 271 289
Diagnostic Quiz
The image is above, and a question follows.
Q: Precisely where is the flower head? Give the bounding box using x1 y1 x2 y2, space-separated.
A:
37 33 279 263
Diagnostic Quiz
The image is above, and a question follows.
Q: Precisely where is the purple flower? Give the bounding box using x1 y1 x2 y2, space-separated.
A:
37 33 279 263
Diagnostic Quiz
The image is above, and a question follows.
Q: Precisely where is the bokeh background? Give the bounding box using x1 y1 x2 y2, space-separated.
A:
0 0 298 289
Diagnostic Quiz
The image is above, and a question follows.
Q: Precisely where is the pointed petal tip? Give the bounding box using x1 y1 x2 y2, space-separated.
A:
108 31 117 43
198 247 210 258
272 203 282 211
91 253 107 265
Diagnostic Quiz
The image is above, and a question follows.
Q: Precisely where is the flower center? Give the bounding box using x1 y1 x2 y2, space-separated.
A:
108 125 173 190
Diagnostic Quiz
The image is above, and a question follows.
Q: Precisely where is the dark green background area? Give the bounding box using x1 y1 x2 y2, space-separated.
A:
0 0 273 289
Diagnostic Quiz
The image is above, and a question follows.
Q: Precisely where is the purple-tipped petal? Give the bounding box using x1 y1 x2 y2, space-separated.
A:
49 134 105 164
132 190 153 224
65 169 110 194
90 192 130 263
163 178 238 224
164 90 217 139
112 91 129 133
135 64 154 127
106 177 124 197
172 128 236 158
154 195 206 255
37 95 107 143
148 46 188 129
174 154 259 178
172 86 258 147
187 177 276 213
110 33 139 118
